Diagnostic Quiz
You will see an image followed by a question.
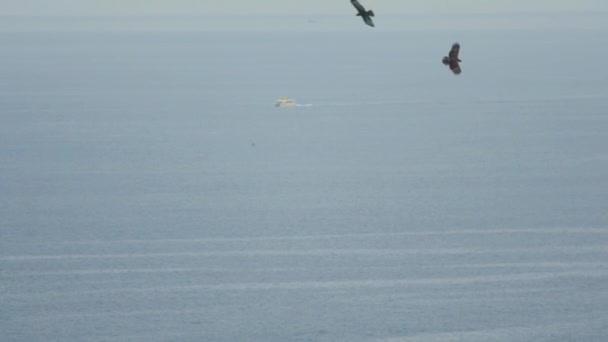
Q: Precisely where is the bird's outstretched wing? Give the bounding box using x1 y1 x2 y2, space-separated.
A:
449 60 461 75
448 43 461 74
448 43 460 61
351 0 366 13
363 16 375 27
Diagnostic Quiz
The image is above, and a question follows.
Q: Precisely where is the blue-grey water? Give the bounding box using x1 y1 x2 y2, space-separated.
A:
1 24 608 341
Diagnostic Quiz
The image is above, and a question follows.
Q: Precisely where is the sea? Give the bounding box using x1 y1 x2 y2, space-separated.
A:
1 15 608 341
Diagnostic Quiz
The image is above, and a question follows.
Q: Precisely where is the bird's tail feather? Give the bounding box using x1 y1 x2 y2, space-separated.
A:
367 10 374 17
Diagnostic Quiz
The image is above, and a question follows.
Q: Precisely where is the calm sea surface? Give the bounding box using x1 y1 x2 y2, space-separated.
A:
1 25 608 341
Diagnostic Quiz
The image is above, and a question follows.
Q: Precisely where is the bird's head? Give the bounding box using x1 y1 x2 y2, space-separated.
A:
442 56 449 65
356 13 361 16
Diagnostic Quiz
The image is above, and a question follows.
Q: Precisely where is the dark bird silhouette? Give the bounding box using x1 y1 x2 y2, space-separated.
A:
442 43 462 75
351 0 375 27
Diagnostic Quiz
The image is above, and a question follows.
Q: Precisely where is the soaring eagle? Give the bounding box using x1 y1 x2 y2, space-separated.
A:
351 0 375 27
442 43 462 75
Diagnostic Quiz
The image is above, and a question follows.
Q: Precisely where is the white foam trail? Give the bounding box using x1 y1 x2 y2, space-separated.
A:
0 248 484 261
10 266 307 276
15 227 607 246
4 269 607 299
14 308 210 320
295 104 312 107
313 96 608 108
7 261 606 278
1 245 606 262
439 261 608 269
379 317 608 342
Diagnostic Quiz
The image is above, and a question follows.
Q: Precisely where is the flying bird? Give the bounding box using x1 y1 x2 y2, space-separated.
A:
442 43 462 75
351 0 375 27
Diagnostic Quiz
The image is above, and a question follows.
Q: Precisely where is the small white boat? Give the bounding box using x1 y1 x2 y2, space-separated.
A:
274 97 297 107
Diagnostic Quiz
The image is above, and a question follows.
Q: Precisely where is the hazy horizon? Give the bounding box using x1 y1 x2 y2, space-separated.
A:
1 0 608 16
1 12 607 32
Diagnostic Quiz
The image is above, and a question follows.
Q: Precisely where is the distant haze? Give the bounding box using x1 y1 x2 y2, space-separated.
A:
1 0 608 16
